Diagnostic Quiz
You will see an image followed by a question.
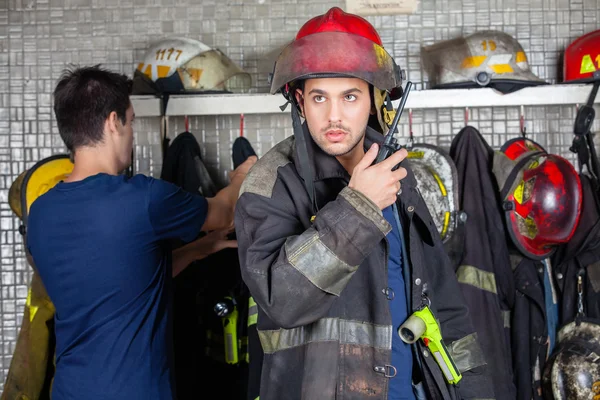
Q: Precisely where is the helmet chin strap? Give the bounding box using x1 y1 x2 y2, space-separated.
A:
281 98 318 218
279 81 402 220
570 78 600 193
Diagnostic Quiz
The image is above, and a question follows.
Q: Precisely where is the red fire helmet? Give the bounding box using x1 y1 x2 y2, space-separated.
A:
269 7 403 99
493 138 583 259
563 29 600 83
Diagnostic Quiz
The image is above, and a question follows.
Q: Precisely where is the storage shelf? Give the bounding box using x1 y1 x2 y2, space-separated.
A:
130 84 599 117
130 95 163 117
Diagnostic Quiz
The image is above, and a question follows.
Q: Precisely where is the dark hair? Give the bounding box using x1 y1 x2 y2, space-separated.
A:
53 64 132 152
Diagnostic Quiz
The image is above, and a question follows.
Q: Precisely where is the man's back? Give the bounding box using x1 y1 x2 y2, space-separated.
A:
26 172 207 400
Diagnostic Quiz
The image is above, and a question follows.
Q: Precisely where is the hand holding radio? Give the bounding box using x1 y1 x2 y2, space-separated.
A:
349 144 408 210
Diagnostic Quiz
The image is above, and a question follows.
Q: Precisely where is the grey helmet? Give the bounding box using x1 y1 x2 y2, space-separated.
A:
421 30 547 94
407 143 460 243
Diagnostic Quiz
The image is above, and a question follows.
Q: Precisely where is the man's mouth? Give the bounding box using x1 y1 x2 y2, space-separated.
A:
325 130 348 142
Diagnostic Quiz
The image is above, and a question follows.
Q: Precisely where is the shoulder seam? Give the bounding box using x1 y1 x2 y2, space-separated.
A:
239 137 295 199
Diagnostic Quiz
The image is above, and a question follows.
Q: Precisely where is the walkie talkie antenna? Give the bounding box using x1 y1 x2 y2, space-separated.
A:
374 81 413 165
388 82 412 136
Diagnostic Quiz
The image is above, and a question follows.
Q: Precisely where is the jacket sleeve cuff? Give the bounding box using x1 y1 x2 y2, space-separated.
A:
339 187 391 235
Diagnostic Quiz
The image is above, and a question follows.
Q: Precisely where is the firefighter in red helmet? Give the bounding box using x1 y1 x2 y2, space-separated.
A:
235 7 493 400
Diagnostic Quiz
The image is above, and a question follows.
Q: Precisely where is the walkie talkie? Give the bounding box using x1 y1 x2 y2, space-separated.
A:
373 81 413 170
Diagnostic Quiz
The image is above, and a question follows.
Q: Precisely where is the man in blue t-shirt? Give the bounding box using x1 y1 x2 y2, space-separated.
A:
25 65 256 400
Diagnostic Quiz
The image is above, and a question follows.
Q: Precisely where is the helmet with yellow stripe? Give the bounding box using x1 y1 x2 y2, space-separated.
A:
269 7 405 133
132 37 251 95
407 143 460 244
563 29 600 83
421 30 547 94
492 137 582 259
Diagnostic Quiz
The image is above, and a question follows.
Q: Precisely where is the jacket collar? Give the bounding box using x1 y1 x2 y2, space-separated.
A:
292 121 418 191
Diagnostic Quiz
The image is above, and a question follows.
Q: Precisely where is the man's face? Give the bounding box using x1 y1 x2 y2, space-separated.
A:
295 77 373 157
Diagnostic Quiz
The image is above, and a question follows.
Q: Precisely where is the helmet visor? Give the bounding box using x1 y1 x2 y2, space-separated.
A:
270 32 401 94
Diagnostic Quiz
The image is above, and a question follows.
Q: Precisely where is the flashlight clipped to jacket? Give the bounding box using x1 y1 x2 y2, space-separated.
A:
398 304 463 385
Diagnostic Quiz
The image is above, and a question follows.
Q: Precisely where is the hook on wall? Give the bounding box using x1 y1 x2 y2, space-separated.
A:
519 105 527 137
240 113 244 137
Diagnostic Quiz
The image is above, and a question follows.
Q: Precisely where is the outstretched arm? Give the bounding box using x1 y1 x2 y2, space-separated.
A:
172 229 237 277
202 156 257 232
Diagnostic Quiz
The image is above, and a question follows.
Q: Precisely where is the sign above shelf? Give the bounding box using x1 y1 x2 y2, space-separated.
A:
130 84 600 118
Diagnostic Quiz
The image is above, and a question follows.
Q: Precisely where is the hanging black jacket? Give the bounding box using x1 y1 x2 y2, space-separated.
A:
508 253 548 400
448 126 517 400
160 131 218 197
161 131 250 400
551 173 600 324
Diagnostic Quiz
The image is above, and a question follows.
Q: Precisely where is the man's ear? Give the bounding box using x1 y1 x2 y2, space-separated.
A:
295 88 305 117
105 111 120 136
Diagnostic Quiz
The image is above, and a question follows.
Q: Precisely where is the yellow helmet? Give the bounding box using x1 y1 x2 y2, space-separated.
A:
9 155 74 234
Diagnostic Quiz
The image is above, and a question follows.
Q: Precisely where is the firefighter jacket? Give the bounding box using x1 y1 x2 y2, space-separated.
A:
551 173 600 324
234 123 494 400
448 126 517 400
1 269 55 400
508 253 548 400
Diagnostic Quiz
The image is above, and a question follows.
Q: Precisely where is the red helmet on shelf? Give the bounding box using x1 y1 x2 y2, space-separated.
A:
563 29 600 83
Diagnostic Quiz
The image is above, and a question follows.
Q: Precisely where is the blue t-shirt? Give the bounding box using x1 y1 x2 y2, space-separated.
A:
26 173 208 400
382 206 415 400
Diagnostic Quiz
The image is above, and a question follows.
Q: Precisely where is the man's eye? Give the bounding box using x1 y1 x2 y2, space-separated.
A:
345 94 357 101
314 96 326 103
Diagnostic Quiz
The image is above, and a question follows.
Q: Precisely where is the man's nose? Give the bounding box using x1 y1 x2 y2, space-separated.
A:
327 100 342 124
